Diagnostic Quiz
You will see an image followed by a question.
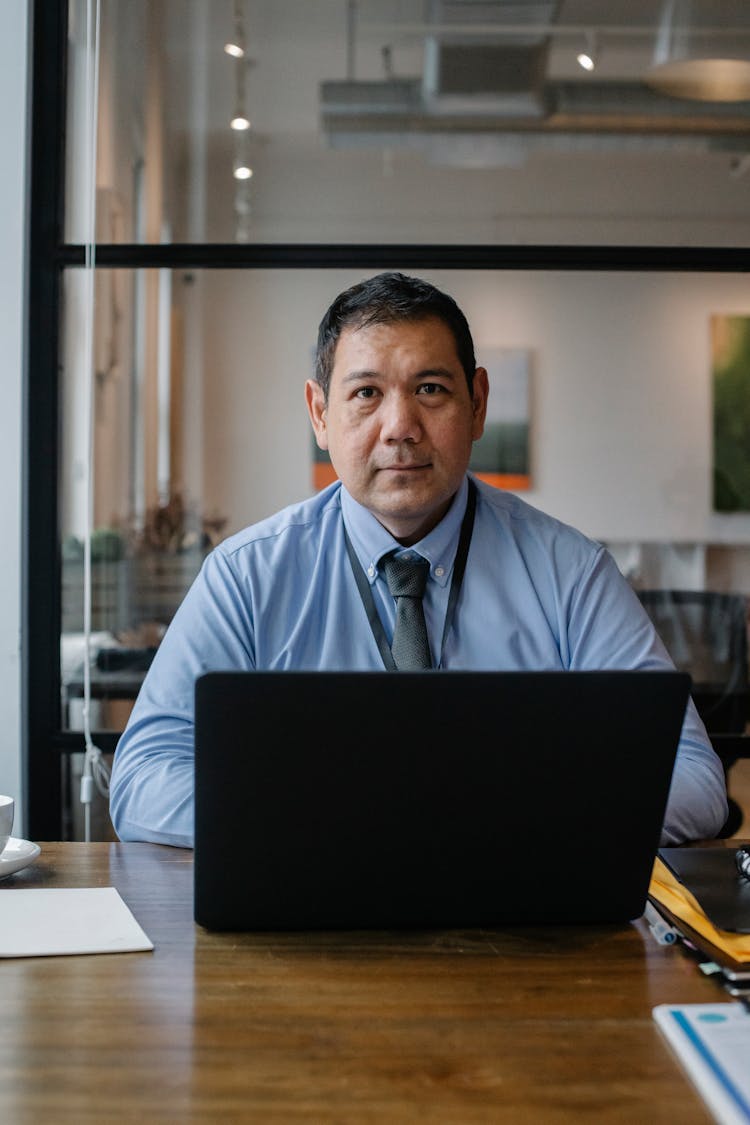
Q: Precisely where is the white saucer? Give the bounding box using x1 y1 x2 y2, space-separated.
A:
0 837 41 880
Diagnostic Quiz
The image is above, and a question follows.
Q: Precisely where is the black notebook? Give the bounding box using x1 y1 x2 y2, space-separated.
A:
194 670 690 931
659 847 750 934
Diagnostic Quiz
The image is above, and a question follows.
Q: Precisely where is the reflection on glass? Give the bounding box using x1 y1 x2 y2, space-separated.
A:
65 0 750 247
60 267 224 731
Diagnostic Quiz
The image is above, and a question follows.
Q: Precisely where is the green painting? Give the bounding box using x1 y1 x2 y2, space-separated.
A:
713 315 750 512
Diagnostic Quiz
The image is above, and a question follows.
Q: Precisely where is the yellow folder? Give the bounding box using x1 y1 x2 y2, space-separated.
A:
649 857 750 962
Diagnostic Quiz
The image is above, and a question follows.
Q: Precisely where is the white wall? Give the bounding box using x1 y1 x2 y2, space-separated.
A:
0 1 28 831
196 268 750 550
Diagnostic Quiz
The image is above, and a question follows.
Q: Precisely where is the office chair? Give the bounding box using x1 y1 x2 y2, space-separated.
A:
636 589 749 837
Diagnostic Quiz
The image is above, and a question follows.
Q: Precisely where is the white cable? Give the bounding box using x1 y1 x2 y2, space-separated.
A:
80 0 110 842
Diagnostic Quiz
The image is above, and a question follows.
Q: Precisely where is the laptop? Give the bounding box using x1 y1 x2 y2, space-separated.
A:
193 670 690 931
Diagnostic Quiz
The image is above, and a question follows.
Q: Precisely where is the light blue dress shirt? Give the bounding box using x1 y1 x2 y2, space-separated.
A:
109 476 728 848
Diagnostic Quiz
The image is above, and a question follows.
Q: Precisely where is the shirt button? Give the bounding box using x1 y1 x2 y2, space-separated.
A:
435 566 444 577
367 565 375 578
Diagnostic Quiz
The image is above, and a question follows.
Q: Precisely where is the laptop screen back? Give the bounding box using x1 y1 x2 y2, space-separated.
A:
194 670 689 931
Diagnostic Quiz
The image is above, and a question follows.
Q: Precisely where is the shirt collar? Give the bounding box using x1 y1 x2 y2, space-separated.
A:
340 476 469 589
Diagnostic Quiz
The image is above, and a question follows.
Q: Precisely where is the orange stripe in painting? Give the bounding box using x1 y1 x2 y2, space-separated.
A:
474 472 531 491
312 462 339 489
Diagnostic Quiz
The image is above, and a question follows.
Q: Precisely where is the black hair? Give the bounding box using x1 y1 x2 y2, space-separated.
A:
314 272 476 399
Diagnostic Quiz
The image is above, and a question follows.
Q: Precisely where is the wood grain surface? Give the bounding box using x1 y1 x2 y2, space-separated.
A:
0 841 728 1123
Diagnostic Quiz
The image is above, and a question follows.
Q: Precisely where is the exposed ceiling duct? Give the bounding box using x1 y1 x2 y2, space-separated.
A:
422 0 561 117
320 0 750 164
320 76 750 162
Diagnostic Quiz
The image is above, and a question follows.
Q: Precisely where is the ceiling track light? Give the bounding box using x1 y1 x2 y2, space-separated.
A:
227 1 255 236
233 131 253 180
576 30 598 73
224 0 246 58
230 57 252 131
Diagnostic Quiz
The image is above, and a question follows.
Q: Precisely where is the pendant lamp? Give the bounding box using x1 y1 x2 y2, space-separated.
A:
645 0 750 102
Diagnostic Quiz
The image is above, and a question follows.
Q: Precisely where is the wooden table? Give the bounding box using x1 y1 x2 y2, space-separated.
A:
0 842 732 1122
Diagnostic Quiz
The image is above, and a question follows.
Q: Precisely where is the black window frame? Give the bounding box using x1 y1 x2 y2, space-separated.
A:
25 0 750 837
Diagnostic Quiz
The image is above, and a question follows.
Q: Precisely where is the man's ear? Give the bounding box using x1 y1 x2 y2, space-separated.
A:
305 379 329 451
471 367 489 442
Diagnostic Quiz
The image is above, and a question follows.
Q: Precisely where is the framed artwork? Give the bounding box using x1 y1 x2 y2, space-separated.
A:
311 346 532 492
470 347 531 490
712 315 750 512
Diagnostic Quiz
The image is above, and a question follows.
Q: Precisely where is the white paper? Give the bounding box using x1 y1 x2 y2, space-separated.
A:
653 1003 750 1125
0 887 154 957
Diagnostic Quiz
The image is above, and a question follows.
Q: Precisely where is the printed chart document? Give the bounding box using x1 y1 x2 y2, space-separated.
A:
0 887 154 957
653 1003 750 1125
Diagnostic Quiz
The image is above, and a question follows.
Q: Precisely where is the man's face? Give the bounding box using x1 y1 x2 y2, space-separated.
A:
306 317 488 545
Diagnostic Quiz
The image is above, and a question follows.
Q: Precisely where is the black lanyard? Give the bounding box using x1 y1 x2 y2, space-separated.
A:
342 479 477 671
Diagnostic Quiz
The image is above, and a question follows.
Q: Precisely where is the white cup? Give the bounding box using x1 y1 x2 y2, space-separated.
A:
0 794 14 856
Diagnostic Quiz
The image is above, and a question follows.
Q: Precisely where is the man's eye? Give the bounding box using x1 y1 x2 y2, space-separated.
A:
355 386 377 399
417 383 446 395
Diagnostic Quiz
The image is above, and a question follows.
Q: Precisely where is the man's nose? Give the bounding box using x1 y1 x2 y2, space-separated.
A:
380 392 422 443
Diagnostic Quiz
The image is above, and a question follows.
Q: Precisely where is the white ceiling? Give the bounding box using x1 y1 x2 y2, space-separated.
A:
98 1 750 244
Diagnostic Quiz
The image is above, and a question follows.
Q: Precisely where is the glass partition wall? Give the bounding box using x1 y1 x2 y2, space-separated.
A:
64 0 750 249
27 0 750 837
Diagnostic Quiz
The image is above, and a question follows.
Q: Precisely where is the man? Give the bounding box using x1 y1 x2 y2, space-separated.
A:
109 272 727 847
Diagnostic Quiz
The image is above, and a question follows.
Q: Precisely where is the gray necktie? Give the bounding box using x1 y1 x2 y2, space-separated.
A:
381 552 432 670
